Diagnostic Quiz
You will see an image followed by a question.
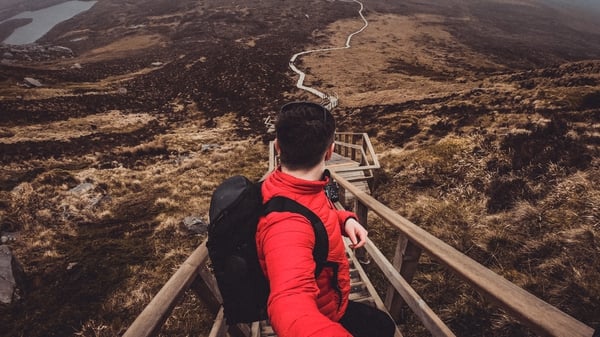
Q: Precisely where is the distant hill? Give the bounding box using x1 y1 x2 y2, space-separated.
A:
0 0 67 20
0 1 598 336
547 0 600 12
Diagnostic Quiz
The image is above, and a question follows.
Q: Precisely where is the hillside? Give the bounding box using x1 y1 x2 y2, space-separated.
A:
0 0 598 336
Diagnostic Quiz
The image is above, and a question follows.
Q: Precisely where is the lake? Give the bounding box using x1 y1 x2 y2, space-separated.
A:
1 0 97 45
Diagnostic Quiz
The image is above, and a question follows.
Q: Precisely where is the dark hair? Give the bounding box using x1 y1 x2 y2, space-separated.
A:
275 101 335 170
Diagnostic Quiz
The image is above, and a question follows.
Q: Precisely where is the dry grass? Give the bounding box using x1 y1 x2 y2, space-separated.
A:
1 106 270 336
350 55 599 334
1 2 599 336
366 133 599 336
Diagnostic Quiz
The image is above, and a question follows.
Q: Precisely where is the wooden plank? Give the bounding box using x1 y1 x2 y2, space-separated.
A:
385 235 408 319
190 264 222 314
330 171 595 337
230 323 253 337
327 153 359 169
208 307 227 337
123 241 209 337
364 238 456 337
343 238 405 337
260 321 277 337
352 200 370 264
251 322 260 337
385 235 422 321
269 140 276 173
346 250 384 309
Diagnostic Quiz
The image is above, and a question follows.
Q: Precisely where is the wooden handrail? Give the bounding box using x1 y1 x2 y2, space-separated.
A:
330 170 595 337
122 241 210 337
338 197 454 337
363 238 456 337
124 136 594 337
333 132 380 170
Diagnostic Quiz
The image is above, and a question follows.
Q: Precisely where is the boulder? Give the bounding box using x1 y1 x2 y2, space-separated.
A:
0 245 25 304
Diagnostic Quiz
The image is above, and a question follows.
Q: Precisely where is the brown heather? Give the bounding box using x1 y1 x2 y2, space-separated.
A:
0 0 599 336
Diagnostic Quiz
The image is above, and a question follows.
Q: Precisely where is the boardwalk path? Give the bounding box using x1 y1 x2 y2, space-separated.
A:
288 0 368 109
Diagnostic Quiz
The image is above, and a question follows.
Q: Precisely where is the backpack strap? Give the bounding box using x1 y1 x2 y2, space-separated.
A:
264 196 329 277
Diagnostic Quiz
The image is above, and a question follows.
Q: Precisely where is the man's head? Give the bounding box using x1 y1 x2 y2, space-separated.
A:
275 101 336 170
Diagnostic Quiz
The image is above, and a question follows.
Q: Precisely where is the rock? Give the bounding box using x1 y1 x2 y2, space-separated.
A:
23 77 43 88
68 182 94 195
151 62 164 67
183 216 208 234
71 63 82 69
49 46 73 54
201 144 220 152
3 52 13 58
0 245 25 304
1 233 17 242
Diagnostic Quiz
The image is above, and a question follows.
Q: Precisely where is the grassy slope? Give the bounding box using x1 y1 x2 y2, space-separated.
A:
0 0 598 336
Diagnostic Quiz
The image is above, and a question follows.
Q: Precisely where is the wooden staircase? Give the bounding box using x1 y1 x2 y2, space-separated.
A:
122 132 595 337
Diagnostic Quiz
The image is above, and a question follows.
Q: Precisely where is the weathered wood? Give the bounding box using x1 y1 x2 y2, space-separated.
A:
268 140 276 173
208 307 227 337
335 132 380 170
190 264 222 314
364 238 456 337
343 238 405 337
331 170 595 337
123 241 210 337
353 199 370 264
354 200 368 229
385 235 408 319
326 152 371 208
384 235 423 321
229 323 253 337
251 322 260 337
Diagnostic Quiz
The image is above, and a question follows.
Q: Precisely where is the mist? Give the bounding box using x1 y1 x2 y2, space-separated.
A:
545 0 600 12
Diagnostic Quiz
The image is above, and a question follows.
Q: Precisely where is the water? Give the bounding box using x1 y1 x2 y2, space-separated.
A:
1 1 97 45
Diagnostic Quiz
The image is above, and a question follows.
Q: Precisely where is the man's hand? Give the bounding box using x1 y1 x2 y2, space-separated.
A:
344 218 368 249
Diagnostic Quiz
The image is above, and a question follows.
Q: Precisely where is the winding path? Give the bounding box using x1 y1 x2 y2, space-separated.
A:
288 0 368 110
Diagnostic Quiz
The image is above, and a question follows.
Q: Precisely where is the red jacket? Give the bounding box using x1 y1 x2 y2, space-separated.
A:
256 168 356 337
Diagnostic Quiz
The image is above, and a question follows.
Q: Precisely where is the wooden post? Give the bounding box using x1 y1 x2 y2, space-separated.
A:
344 134 350 157
338 184 348 209
355 199 368 225
354 199 370 264
384 234 422 321
208 308 227 337
190 264 222 314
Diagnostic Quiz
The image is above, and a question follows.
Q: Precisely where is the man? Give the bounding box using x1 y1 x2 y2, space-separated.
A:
256 101 395 337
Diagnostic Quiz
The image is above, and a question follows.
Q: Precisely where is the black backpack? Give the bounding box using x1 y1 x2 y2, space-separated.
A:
207 175 329 324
